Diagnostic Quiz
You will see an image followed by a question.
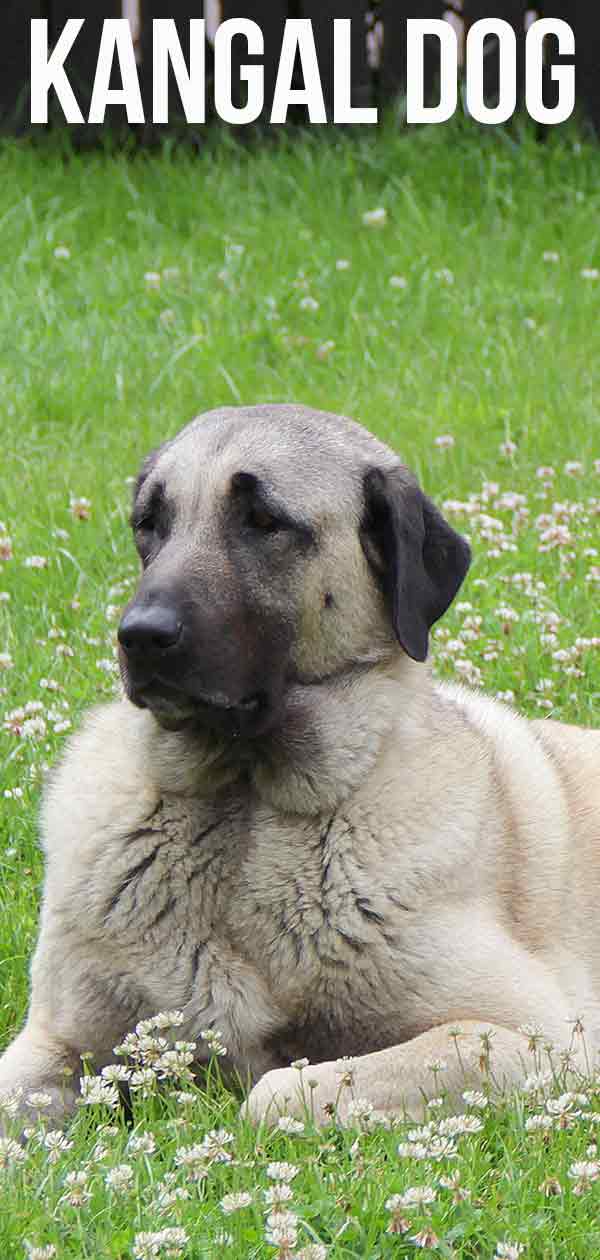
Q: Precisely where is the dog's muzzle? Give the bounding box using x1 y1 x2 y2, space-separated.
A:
117 601 274 736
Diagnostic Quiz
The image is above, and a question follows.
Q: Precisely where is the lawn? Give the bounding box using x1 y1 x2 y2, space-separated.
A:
0 122 599 1258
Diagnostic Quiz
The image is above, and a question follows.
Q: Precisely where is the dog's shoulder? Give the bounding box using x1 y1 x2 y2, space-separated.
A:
532 716 600 822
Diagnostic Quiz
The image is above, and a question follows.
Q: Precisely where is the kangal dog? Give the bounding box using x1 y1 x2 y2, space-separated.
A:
1 404 599 1130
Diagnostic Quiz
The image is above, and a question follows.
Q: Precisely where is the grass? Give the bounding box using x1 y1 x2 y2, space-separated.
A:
0 121 599 1258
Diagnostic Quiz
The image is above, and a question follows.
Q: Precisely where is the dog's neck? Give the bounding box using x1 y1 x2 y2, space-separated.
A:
142 655 428 815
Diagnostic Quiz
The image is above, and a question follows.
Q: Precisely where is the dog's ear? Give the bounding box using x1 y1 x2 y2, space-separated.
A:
360 466 471 662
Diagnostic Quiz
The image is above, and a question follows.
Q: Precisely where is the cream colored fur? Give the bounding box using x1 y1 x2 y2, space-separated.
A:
0 404 598 1131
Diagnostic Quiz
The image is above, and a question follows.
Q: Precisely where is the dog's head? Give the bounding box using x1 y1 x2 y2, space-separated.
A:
118 405 470 737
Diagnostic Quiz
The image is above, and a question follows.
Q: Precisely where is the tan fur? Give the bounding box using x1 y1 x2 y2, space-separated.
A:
0 403 598 1130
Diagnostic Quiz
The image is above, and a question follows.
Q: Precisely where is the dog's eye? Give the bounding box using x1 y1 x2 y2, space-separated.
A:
246 505 282 534
135 516 155 535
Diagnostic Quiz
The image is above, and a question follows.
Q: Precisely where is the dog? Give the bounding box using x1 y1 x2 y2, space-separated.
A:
0 403 598 1130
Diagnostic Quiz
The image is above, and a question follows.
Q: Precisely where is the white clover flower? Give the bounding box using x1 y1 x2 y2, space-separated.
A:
23 555 48 568
345 1097 375 1128
335 258 350 270
426 1135 459 1160
154 1185 191 1212
277 1115 305 1135
266 1161 299 1182
0 652 13 670
43 1130 74 1162
200 1027 227 1056
129 1068 159 1094
61 1169 92 1207
525 1113 553 1132
393 1185 437 1209
54 245 71 260
462 1090 489 1109
70 496 92 520
265 1210 298 1248
442 1114 484 1136
439 1168 469 1196
397 1141 431 1159
568 1159 600 1193
316 340 335 360
128 1131 157 1155
144 271 161 289
362 206 387 227
299 296 319 311
389 275 407 288
197 1128 234 1163
411 1228 440 1248
156 1048 194 1080
132 1227 188 1258
26 1092 53 1110
78 1076 120 1108
175 1137 227 1181
106 1163 134 1192
96 658 118 673
220 1191 253 1213
0 1137 26 1168
546 1092 576 1116
139 1008 184 1028
335 1056 357 1085
101 1064 131 1083
494 1244 524 1259
434 435 454 450
263 1182 294 1206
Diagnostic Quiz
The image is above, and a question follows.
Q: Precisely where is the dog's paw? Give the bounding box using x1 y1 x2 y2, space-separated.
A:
243 1062 339 1129
243 1067 302 1126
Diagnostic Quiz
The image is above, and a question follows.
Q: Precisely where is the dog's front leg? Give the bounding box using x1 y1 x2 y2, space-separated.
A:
244 1020 556 1128
0 1020 82 1132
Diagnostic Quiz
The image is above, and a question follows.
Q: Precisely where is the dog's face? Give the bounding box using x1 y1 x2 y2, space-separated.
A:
118 405 470 737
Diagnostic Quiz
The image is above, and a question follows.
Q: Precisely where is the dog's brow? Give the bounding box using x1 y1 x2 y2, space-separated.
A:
130 479 166 528
232 472 315 537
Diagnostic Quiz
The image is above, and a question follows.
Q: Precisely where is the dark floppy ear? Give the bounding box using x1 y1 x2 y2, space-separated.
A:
360 466 471 662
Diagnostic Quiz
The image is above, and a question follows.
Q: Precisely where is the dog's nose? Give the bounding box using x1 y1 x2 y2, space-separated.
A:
118 605 182 657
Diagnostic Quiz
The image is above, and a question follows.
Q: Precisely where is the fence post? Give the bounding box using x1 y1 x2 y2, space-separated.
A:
0 2 43 134
300 1 371 121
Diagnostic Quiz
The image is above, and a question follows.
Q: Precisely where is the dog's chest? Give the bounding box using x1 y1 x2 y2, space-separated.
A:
93 792 420 1063
231 804 421 1058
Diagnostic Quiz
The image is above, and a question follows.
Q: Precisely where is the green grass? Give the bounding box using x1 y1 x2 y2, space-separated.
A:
0 123 599 1258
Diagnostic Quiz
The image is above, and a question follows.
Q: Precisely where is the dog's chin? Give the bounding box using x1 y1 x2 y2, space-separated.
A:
127 681 279 739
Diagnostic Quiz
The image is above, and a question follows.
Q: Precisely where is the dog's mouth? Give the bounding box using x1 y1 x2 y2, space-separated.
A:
131 678 272 736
